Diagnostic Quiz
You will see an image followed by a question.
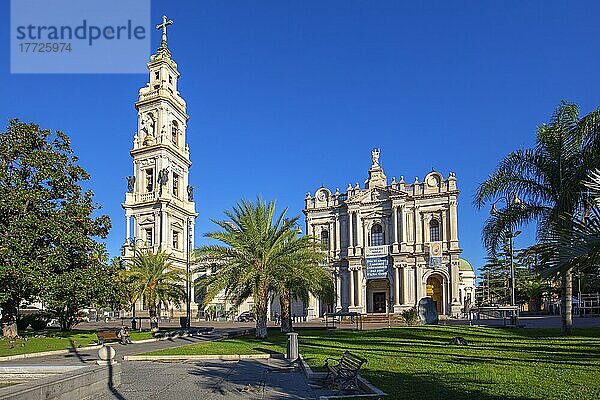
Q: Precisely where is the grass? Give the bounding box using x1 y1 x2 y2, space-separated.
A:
143 326 600 400
0 328 156 357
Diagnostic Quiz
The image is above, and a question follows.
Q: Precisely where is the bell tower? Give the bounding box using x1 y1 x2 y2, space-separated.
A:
122 16 198 317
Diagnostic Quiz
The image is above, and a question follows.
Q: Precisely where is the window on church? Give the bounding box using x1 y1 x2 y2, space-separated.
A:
371 224 384 246
155 71 160 80
173 231 180 249
145 169 154 192
321 230 329 247
145 228 153 247
430 219 440 242
171 121 178 145
169 75 173 84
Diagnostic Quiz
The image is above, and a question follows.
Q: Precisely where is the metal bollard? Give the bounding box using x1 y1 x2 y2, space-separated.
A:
286 332 298 361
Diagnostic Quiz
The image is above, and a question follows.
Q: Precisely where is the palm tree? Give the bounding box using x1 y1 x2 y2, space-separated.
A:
272 235 334 332
474 101 600 335
195 198 328 339
122 249 185 331
538 170 600 277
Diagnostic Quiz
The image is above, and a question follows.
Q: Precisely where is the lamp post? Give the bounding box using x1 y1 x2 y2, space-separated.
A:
490 194 523 324
186 217 193 330
125 238 146 330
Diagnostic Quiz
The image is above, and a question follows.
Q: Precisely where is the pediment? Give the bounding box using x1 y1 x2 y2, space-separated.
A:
172 220 184 229
139 215 155 225
361 210 389 220
349 187 395 204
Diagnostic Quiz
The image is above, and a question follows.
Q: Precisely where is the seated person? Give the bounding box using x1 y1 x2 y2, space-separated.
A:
118 327 132 345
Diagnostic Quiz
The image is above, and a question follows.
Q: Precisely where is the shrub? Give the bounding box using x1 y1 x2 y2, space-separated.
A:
16 315 31 330
401 307 421 326
30 315 48 330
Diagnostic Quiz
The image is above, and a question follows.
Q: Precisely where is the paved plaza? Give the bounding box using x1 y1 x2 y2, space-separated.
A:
0 328 339 399
90 359 332 400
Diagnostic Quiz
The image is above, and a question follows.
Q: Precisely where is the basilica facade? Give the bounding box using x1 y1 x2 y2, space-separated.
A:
303 149 475 318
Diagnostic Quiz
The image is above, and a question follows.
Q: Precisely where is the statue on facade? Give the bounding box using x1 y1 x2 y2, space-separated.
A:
371 148 380 166
157 168 169 185
187 185 194 201
141 113 156 143
126 176 135 193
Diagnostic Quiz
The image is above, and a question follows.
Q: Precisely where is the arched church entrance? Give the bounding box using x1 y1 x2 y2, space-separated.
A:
426 275 443 314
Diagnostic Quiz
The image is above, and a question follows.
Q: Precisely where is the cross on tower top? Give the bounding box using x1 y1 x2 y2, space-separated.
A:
156 15 173 47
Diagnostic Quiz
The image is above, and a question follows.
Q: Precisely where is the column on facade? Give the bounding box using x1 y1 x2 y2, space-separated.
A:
393 206 399 244
441 209 448 247
450 199 459 247
328 221 334 255
414 206 421 245
336 268 342 310
358 267 364 309
401 207 408 243
348 211 354 248
356 213 362 248
349 267 355 307
335 216 341 257
415 265 423 302
126 215 131 241
394 266 401 306
402 266 409 304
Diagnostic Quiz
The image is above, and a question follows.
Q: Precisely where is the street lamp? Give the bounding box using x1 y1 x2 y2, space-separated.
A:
186 217 193 330
125 238 146 330
490 194 523 324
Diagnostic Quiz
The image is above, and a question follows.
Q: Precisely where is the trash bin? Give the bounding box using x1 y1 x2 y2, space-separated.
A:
131 318 137 330
179 316 189 329
286 332 298 361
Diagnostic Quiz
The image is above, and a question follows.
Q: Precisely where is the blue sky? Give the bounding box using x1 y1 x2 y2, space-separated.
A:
1 1 600 274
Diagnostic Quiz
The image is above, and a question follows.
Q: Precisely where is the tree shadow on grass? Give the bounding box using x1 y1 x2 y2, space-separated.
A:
362 369 533 400
252 347 284 355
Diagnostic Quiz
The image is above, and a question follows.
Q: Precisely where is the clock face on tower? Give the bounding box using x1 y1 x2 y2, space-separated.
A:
317 190 327 201
431 242 442 257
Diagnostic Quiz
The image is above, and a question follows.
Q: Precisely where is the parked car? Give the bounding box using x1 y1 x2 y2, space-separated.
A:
237 311 255 322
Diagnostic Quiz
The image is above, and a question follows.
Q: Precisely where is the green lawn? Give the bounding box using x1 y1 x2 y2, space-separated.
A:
143 326 600 400
0 329 156 357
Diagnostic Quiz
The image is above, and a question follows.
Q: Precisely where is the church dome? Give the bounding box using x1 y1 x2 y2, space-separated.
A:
459 258 474 272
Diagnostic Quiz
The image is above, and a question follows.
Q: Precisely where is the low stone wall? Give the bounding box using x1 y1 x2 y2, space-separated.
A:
0 364 121 400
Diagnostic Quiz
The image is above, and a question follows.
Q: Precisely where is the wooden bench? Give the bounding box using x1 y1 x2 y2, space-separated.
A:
324 351 367 391
96 330 120 345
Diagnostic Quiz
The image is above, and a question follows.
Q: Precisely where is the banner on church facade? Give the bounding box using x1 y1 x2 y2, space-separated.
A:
366 257 389 279
366 245 389 279
428 241 443 268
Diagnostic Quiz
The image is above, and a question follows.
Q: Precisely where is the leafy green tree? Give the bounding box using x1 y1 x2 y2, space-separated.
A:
195 198 324 339
45 259 120 330
122 249 185 331
0 120 110 338
474 101 600 334
273 235 334 333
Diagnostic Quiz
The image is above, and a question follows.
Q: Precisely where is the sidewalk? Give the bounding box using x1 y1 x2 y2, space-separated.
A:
88 358 332 400
0 328 242 366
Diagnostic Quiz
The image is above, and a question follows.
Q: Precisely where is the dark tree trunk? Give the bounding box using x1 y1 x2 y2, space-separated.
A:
1 303 18 338
255 285 269 338
279 286 293 333
149 304 159 332
561 268 573 335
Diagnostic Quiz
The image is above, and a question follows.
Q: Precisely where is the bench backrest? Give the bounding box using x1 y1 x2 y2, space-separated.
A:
97 331 119 338
339 351 367 371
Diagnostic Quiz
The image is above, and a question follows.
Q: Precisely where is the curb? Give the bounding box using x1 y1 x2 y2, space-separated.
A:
0 345 103 362
124 353 279 361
